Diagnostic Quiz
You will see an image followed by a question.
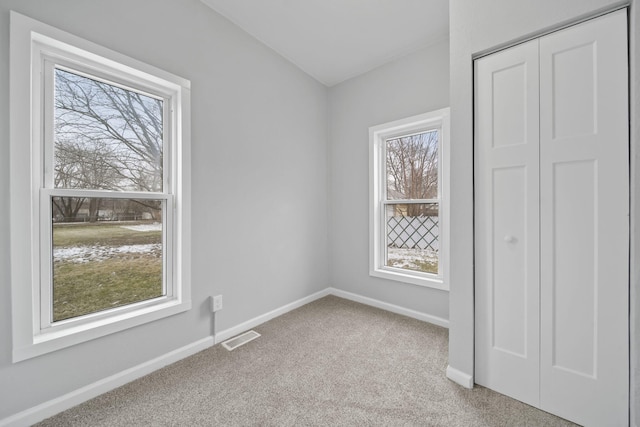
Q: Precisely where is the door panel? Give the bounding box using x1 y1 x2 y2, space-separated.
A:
492 166 528 357
492 63 528 148
550 160 597 378
551 42 597 140
475 39 540 407
539 10 629 426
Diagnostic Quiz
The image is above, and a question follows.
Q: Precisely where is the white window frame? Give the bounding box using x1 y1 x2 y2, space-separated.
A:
369 109 450 290
10 12 192 362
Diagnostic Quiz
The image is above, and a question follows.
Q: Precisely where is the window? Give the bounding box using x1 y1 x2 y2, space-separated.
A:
369 109 450 290
10 12 191 361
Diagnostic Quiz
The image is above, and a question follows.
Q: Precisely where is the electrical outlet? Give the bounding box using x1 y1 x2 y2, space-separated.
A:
212 295 223 312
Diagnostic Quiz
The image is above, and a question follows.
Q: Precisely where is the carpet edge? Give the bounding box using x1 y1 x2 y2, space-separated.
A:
215 288 331 343
329 287 450 328
0 336 214 427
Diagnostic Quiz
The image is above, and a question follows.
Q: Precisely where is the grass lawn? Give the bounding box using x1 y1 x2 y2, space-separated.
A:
52 222 163 322
387 258 438 274
53 223 161 247
387 247 439 275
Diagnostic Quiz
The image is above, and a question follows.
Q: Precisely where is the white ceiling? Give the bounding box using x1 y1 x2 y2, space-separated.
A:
200 0 449 87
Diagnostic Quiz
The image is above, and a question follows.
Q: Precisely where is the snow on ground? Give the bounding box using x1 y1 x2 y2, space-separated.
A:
120 223 162 232
54 244 162 263
387 247 438 270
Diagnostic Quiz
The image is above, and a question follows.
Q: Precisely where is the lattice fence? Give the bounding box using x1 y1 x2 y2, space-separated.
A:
387 215 439 252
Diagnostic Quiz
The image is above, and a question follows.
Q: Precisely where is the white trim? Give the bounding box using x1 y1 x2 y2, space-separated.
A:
369 108 450 290
0 337 213 427
328 288 450 328
446 365 474 389
215 287 449 345
214 289 331 343
370 268 448 290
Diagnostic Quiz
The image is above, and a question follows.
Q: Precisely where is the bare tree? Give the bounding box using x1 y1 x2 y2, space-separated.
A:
386 131 439 216
54 138 123 221
54 68 163 192
52 197 85 223
53 68 164 221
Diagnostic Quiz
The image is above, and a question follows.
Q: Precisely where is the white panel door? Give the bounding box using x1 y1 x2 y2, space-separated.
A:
474 39 540 407
475 9 629 426
539 10 629 426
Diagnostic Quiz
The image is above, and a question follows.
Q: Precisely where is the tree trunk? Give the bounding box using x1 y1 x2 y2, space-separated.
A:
88 198 101 222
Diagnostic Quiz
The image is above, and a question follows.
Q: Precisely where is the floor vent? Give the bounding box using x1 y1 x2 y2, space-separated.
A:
221 330 261 351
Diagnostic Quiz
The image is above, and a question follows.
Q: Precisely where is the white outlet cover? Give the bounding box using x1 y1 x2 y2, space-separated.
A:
213 295 223 311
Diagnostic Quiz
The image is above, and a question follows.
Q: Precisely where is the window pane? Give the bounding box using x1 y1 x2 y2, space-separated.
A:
385 203 439 274
51 197 164 322
54 68 164 192
386 130 438 200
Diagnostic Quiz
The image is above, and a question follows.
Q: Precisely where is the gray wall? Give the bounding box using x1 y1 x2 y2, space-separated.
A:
448 0 639 424
631 1 640 423
0 0 328 418
3 0 636 423
328 41 450 320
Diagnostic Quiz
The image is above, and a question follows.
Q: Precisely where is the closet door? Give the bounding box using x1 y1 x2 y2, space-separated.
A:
539 10 629 426
475 10 629 426
474 39 541 407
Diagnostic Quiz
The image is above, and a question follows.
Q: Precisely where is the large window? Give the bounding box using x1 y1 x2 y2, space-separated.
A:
10 13 191 361
369 109 449 289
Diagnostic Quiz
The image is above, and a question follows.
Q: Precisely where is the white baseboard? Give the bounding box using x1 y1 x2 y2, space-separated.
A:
328 287 450 329
215 287 448 345
446 365 474 389
214 288 331 344
0 336 213 427
2 286 450 425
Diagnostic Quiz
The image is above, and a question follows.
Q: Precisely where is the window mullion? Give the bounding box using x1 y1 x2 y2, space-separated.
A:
382 199 440 205
43 188 170 200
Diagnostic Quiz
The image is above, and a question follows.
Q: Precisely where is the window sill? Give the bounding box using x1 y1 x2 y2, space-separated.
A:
370 267 449 291
13 297 191 363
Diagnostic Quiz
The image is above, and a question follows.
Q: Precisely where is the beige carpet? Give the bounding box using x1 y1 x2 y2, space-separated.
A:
37 296 576 426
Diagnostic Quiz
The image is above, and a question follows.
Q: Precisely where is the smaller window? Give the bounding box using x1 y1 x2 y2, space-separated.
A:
369 109 450 290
